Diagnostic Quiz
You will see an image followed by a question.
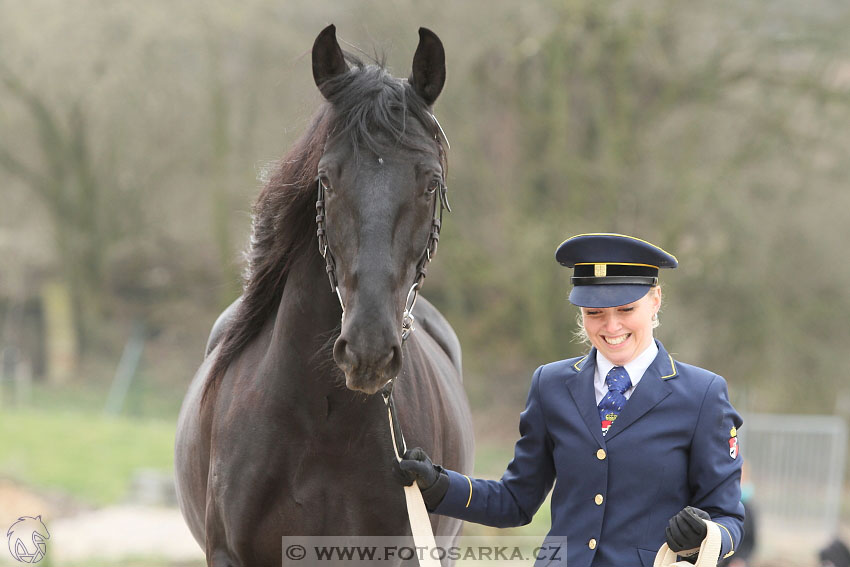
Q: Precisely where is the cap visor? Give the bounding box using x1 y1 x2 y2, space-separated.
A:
569 285 651 308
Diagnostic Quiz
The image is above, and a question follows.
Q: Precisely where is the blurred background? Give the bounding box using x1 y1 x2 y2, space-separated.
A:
2 0 850 565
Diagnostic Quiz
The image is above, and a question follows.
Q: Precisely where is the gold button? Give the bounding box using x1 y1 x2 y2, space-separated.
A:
596 449 606 460
588 539 597 550
595 494 604 505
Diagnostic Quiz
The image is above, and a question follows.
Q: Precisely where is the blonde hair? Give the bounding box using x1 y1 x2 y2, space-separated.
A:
572 286 662 346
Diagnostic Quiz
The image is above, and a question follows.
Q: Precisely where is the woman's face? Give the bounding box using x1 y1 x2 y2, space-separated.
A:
580 288 661 366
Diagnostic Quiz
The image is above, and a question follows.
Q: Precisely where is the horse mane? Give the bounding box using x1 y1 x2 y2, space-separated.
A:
202 53 447 405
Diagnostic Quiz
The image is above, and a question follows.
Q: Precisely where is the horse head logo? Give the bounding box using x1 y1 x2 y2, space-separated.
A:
6 516 50 563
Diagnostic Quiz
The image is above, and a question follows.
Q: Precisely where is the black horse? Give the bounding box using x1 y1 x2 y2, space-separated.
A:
175 25 474 566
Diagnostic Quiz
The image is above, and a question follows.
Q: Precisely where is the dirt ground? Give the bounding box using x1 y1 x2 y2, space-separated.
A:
0 478 203 566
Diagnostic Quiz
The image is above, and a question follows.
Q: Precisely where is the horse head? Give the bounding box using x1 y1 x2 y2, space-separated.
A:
312 25 448 394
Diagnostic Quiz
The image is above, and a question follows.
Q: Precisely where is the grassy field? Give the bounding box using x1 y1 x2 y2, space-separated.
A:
0 407 175 506
0 401 553 532
0 390 557 567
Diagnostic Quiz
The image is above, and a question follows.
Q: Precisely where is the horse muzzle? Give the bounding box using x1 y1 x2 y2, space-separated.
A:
333 334 402 394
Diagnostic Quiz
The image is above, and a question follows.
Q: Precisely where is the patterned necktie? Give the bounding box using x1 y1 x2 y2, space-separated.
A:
599 366 632 436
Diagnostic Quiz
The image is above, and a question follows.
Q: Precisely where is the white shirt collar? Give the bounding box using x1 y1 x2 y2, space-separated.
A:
593 340 659 403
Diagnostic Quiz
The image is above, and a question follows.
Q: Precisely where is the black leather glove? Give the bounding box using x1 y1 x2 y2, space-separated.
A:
395 447 450 510
666 506 711 554
397 447 439 488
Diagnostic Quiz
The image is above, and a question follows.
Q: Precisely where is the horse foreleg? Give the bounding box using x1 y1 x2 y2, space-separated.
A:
208 549 241 567
205 483 243 567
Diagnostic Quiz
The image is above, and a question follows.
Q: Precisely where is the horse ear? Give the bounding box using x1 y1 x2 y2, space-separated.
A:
312 24 348 98
410 27 445 106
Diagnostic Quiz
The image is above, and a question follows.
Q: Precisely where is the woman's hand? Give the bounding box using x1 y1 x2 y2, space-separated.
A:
396 447 440 489
394 447 449 510
665 506 711 554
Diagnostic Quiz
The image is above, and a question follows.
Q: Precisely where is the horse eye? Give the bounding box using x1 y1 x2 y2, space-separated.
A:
318 174 332 191
426 178 441 194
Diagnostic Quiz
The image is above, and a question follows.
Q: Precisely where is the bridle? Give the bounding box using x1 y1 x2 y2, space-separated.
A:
315 114 451 566
314 113 451 457
315 114 450 343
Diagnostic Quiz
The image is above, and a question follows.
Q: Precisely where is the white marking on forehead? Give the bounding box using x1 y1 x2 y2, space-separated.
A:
378 157 384 164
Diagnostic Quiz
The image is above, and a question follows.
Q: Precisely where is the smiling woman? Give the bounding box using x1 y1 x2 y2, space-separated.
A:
398 233 745 567
578 286 661 366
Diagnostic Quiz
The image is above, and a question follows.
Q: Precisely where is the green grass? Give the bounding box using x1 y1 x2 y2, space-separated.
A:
15 372 188 420
0 408 175 506
0 398 553 540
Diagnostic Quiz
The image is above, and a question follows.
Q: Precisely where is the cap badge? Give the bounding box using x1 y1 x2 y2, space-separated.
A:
594 264 607 277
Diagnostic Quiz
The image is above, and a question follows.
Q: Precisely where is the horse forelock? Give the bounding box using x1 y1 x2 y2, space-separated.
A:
321 55 447 164
202 52 448 407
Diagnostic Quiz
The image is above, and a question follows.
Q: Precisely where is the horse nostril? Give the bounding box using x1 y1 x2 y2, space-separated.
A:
334 334 402 384
387 344 402 377
333 338 354 371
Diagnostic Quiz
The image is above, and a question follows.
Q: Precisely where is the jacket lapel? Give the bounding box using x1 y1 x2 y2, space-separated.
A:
565 348 607 448
604 340 677 442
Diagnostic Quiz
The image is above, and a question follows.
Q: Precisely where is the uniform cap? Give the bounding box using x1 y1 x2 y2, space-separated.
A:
555 233 677 308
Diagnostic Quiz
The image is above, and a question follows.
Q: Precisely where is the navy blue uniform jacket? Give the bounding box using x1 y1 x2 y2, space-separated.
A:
433 341 744 567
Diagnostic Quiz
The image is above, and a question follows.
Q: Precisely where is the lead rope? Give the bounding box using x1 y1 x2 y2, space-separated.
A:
383 382 441 567
316 115 450 567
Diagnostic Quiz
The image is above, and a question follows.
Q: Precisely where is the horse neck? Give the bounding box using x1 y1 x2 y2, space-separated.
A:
270 240 345 392
265 243 393 432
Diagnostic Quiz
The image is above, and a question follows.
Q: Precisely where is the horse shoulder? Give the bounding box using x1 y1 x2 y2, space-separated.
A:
205 296 243 357
411 295 462 375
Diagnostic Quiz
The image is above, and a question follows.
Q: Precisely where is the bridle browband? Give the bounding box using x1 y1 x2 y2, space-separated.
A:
315 114 450 459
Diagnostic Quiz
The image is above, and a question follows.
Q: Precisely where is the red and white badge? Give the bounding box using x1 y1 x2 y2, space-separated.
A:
729 437 738 459
728 426 739 459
